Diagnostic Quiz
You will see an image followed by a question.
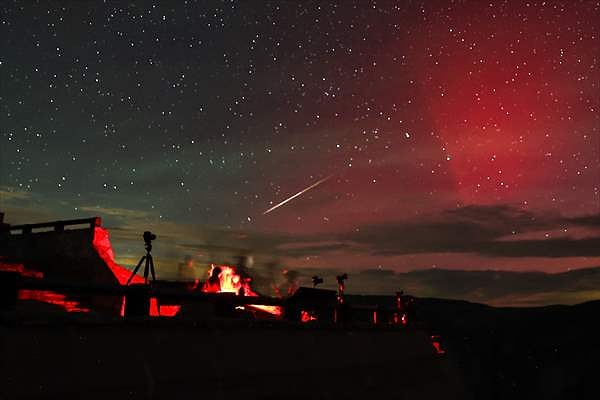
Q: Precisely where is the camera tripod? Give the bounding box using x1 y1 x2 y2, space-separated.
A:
126 233 157 285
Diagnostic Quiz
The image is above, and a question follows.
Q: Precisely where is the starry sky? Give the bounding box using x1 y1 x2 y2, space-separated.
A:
1 1 600 305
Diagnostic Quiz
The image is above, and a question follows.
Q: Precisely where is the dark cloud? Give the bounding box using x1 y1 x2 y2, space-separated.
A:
341 205 600 258
359 268 396 277
476 237 600 258
567 214 600 228
334 267 600 306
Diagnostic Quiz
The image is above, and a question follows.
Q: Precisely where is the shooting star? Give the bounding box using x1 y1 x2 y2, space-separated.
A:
263 175 333 215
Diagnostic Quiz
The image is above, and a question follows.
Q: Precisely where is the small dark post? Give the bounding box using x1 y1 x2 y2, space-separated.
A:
124 284 150 317
335 273 349 323
336 273 348 304
396 291 404 310
312 275 323 288
0 212 9 229
0 271 20 311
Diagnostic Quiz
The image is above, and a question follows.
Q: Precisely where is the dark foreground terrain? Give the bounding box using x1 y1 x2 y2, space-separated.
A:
418 298 600 399
3 297 599 399
0 303 463 400
347 294 600 399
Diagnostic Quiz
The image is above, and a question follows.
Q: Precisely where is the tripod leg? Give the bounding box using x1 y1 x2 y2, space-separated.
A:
149 256 157 283
126 256 146 285
149 256 159 316
143 257 150 283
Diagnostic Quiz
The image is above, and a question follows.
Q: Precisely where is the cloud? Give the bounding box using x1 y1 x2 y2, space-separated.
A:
78 205 151 220
341 205 600 258
0 187 31 201
1 187 67 224
129 204 600 281
340 267 600 306
567 214 600 228
475 237 600 258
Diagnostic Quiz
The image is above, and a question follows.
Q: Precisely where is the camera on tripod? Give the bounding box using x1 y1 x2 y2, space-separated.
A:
143 231 156 252
126 231 158 286
143 231 156 243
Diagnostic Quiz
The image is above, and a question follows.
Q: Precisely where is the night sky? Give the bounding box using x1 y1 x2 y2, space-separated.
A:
2 1 599 305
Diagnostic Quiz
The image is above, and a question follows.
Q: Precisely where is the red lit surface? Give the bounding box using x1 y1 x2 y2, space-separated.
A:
93 227 182 317
19 289 90 313
148 298 181 317
93 227 144 285
0 260 90 313
430 336 446 355
0 260 43 278
300 310 318 323
201 264 282 317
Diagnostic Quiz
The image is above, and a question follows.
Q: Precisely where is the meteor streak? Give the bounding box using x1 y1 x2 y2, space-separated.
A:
263 175 332 215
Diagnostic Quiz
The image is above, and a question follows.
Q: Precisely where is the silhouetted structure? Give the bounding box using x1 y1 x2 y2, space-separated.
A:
285 287 337 322
336 273 348 303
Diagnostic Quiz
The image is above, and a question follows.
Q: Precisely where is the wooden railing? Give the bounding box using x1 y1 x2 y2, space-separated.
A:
3 217 101 234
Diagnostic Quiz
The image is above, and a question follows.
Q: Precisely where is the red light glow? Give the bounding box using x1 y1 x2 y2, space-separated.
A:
201 264 282 317
93 227 181 317
300 310 318 323
0 260 43 278
0 261 90 313
93 227 145 285
149 298 181 317
430 336 446 355
18 289 91 313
